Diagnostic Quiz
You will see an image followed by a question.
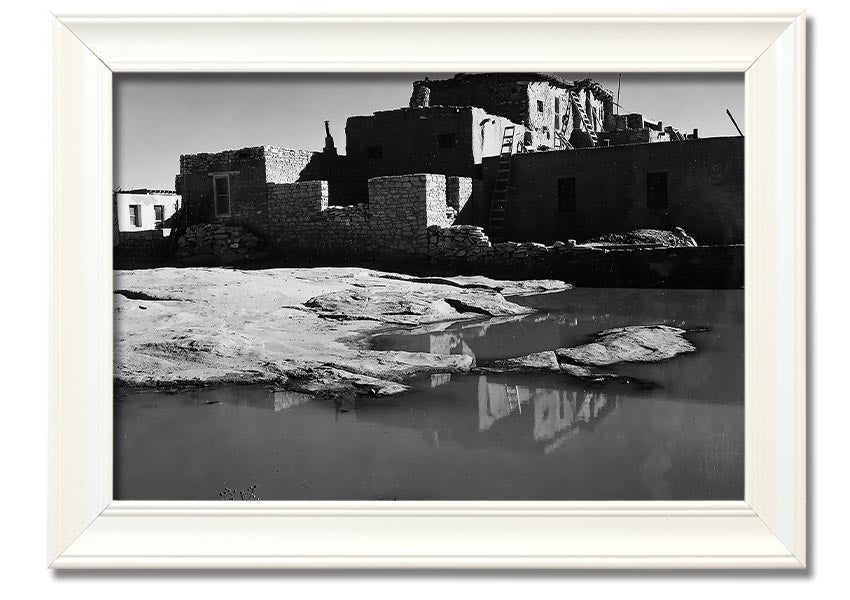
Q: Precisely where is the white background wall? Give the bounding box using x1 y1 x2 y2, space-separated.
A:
0 0 845 597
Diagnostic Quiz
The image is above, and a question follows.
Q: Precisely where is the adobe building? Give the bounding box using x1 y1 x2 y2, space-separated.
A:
172 72 742 260
477 135 744 245
114 189 181 233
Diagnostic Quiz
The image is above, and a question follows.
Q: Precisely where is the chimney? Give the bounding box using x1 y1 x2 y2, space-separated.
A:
323 120 338 156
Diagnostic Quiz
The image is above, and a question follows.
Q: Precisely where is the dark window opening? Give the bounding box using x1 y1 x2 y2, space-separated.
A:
437 133 457 149
557 177 576 213
537 100 544 113
554 97 560 114
128 204 141 227
647 172 668 209
213 175 231 216
153 205 164 227
367 145 383 159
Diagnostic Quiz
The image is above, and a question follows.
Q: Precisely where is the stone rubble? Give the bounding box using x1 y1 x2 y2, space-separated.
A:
176 223 263 261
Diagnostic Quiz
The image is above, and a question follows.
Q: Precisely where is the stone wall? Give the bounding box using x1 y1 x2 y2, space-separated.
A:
446 175 473 213
177 146 269 230
263 147 319 184
267 174 457 258
368 174 451 255
425 224 575 266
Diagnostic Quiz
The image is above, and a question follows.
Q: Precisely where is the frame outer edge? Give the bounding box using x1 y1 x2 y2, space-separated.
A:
49 12 807 569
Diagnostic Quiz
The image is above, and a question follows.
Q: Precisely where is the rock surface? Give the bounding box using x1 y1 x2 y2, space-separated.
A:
114 266 567 394
478 351 562 373
556 325 696 366
476 325 696 383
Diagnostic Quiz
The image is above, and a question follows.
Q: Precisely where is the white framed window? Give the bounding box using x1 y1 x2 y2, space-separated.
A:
128 204 141 227
153 205 164 227
212 174 231 217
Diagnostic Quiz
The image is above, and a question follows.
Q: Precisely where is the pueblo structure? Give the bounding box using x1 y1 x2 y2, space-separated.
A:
121 73 744 288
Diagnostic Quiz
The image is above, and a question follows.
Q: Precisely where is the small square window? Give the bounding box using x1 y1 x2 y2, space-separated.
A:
647 172 668 209
537 100 544 113
437 133 457 149
128 204 141 227
154 205 164 227
557 177 576 213
367 145 383 159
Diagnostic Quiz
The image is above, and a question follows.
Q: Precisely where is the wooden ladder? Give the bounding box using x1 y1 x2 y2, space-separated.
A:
487 125 515 242
553 130 573 150
569 90 598 146
505 384 521 414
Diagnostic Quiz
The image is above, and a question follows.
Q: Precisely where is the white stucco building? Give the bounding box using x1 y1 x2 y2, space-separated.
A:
114 189 181 234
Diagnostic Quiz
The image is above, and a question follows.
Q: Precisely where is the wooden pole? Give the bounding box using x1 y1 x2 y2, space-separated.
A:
726 108 744 137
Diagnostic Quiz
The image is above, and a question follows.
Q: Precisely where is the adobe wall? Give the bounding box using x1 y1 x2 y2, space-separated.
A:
345 108 478 202
423 75 532 130
481 136 744 246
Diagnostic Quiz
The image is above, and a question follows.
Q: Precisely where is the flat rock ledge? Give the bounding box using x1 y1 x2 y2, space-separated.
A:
113 266 561 397
478 325 696 382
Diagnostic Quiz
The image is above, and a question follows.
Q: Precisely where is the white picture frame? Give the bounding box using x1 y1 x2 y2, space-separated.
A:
48 11 806 569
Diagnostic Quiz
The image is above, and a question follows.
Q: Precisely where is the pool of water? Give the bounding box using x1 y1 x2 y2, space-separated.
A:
114 288 744 501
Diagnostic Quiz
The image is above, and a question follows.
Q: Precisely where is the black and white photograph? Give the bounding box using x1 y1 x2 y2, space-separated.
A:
112 72 745 501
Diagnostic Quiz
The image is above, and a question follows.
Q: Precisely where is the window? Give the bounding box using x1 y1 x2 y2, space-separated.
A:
537 100 544 113
646 172 668 209
367 145 383 159
213 174 231 216
554 97 560 114
436 133 457 149
153 205 164 228
557 177 576 213
128 204 141 227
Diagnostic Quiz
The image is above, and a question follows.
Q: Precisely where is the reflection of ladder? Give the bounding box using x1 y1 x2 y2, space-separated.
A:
569 90 598 146
487 125 515 242
505 384 521 414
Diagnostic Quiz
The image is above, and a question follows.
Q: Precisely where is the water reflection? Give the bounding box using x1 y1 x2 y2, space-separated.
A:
114 288 744 501
479 377 617 453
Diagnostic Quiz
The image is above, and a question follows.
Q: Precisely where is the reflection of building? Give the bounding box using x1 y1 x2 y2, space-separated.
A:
477 376 617 451
429 330 476 361
273 390 312 411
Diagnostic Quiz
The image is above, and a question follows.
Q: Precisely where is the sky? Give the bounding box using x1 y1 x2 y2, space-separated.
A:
113 73 744 190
